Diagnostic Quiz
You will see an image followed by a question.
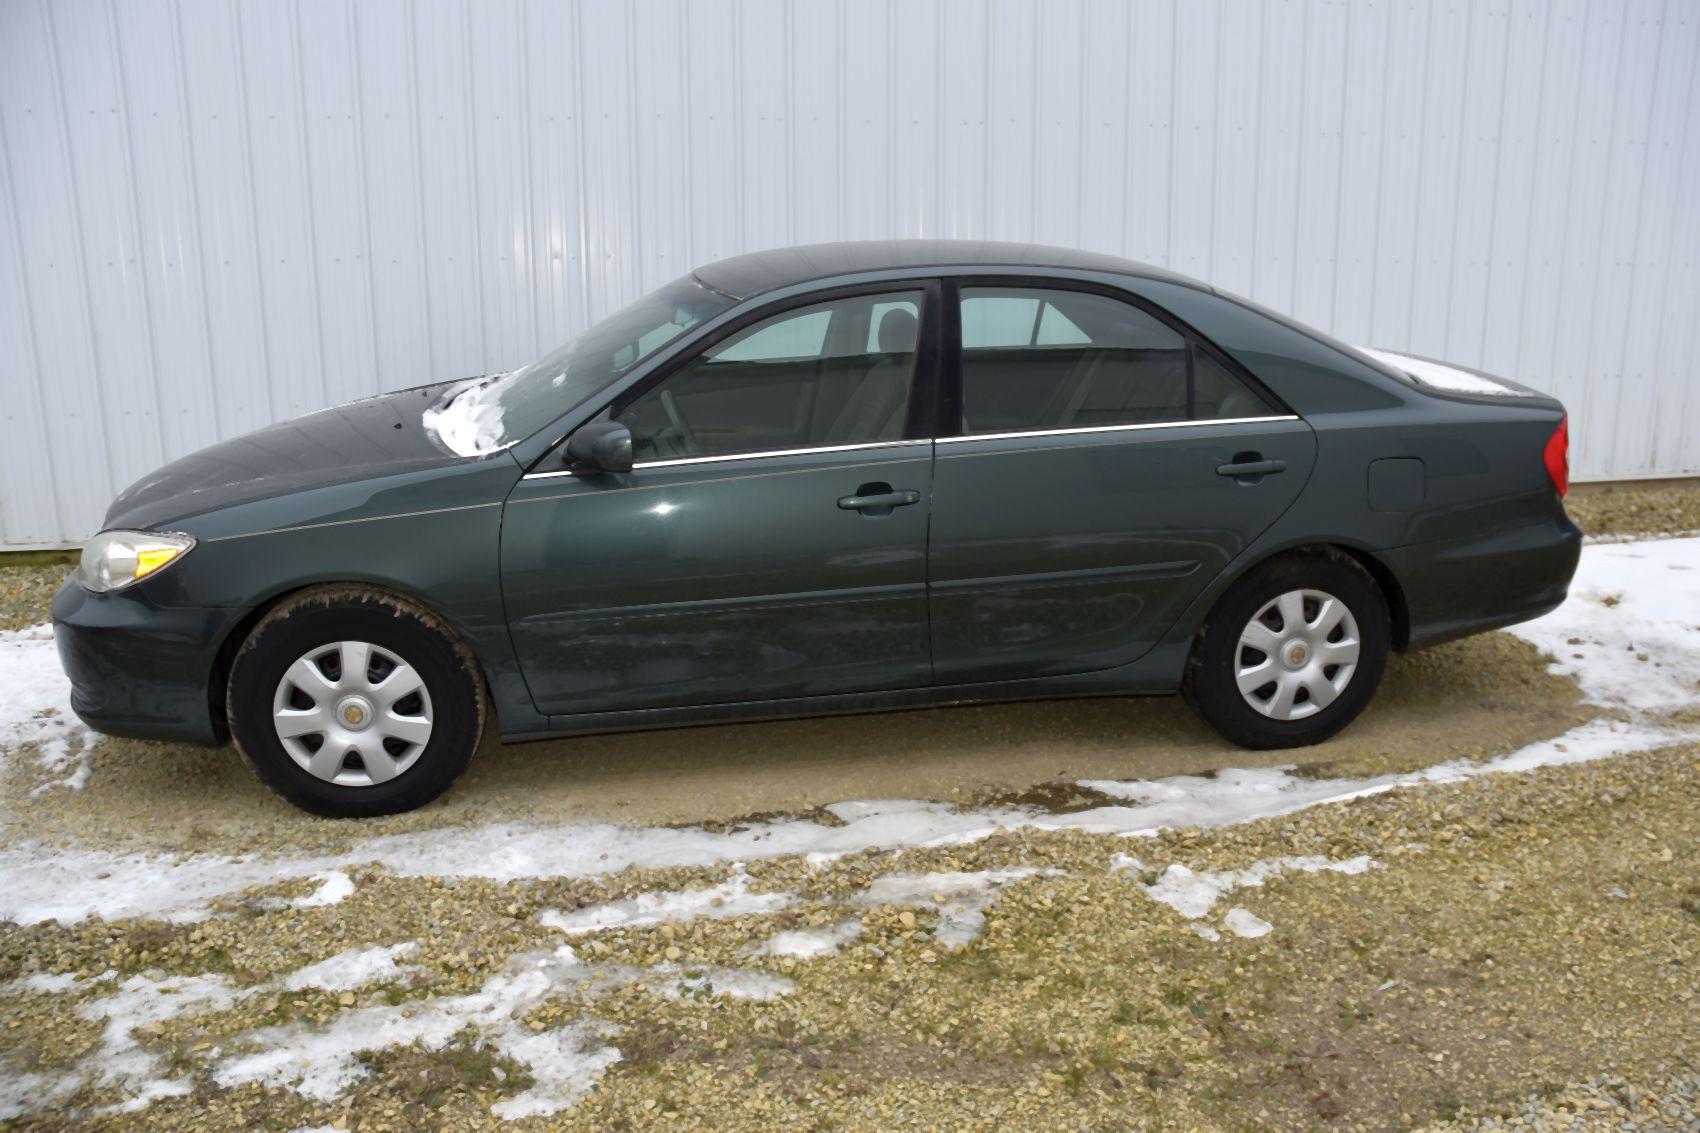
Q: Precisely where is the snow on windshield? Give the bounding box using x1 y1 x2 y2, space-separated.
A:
421 373 515 457
1355 346 1532 397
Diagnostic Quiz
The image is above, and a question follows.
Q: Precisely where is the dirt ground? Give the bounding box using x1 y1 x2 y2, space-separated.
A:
1 485 1696 1131
3 626 1584 855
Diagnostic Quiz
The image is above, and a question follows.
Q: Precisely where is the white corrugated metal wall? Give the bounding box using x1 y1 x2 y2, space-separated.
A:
2 0 1697 549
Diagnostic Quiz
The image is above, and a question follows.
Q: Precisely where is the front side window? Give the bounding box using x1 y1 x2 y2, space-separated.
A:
957 287 1271 435
617 290 924 461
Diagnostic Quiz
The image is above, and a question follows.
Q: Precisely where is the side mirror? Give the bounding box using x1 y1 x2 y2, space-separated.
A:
564 420 634 473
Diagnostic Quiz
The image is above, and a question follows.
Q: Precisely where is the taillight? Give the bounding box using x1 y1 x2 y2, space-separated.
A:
1543 416 1569 497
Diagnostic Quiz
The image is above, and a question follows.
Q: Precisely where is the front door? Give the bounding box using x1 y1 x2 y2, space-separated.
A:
928 283 1317 683
502 284 939 716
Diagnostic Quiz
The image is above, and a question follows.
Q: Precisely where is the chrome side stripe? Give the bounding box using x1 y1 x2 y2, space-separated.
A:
933 415 1298 445
518 416 1300 480
521 438 931 480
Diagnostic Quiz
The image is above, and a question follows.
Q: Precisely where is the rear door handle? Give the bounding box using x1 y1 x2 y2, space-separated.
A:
1216 458 1287 478
838 489 921 512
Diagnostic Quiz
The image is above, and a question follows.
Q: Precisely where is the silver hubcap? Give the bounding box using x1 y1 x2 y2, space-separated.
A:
272 640 433 787
1235 589 1361 721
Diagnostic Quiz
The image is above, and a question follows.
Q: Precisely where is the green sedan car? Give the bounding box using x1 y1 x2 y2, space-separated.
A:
53 240 1580 817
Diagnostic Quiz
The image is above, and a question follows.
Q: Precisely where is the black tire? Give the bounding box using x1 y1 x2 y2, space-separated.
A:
1181 549 1390 750
226 587 485 817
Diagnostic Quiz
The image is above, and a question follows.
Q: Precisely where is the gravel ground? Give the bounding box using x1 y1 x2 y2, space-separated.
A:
1566 482 1700 540
1 490 1695 1130
0 566 66 635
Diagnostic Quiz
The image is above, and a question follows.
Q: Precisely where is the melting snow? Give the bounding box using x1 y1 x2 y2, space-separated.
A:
215 946 616 1111
282 942 419 992
0 972 248 1116
1356 346 1529 396
758 919 863 960
421 374 514 457
1507 536 1700 714
213 945 787 1119
857 868 1044 949
0 624 93 792
1114 854 1381 939
663 966 795 1001
0 719 1674 929
1222 908 1273 938
539 865 789 936
290 871 355 909
1117 855 1382 920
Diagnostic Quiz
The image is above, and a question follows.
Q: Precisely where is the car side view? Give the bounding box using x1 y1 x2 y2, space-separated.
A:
53 240 1581 817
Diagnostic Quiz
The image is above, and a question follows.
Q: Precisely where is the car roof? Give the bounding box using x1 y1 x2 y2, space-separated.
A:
692 239 1201 300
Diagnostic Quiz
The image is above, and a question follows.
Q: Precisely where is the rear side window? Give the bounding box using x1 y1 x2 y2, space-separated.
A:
957 287 1271 434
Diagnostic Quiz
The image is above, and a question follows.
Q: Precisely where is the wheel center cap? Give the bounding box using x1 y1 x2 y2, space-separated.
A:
336 695 375 731
1282 639 1310 669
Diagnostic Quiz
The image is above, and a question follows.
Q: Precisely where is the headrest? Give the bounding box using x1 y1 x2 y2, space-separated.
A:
877 307 919 353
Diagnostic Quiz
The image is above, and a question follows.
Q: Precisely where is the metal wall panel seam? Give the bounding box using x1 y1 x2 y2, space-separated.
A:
167 0 224 445
41 0 120 505
284 0 330 413
0 110 66 541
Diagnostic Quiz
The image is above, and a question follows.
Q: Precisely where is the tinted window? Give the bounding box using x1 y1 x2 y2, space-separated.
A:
1193 346 1272 419
618 291 924 461
957 287 1269 434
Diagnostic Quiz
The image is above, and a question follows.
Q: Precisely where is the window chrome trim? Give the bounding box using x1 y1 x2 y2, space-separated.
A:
520 438 931 480
933 414 1298 445
518 418 1298 480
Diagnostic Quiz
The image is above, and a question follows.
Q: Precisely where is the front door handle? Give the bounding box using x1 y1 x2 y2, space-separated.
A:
838 482 921 515
1217 457 1287 479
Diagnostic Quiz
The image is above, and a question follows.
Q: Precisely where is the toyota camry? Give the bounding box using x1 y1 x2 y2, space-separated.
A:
54 240 1580 816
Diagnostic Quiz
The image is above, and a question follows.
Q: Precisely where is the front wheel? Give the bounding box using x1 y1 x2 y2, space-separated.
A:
1182 550 1390 750
226 587 485 817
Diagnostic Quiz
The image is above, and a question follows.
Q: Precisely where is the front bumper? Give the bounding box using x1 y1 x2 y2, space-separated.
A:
51 576 241 746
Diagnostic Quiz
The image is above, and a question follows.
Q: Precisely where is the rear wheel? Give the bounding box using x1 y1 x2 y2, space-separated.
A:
227 588 484 817
1182 550 1390 750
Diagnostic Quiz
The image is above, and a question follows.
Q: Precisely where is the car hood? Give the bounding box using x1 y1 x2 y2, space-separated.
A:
103 381 483 532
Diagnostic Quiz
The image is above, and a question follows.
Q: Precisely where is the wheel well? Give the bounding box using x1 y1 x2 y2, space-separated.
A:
207 582 496 741
1274 543 1411 652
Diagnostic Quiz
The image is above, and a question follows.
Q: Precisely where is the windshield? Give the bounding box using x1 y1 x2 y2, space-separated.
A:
422 274 735 456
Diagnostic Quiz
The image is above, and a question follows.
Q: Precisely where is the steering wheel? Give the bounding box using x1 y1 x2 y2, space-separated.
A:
658 389 701 455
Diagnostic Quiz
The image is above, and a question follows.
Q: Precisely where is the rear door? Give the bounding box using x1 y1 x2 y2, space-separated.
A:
928 282 1316 683
501 283 942 716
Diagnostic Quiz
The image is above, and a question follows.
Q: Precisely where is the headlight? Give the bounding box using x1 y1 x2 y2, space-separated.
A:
77 530 197 593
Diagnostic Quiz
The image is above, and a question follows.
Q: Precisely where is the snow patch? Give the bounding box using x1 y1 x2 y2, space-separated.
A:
540 865 788 936
291 871 356 909
214 945 787 1119
1223 908 1273 938
0 624 94 792
1 972 251 1115
1507 536 1700 714
282 942 419 992
4 970 82 995
215 946 617 1114
1115 854 1381 941
663 966 795 1001
1115 854 1381 920
0 720 1674 928
1356 346 1529 396
758 919 862 960
421 374 514 457
856 868 1043 950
